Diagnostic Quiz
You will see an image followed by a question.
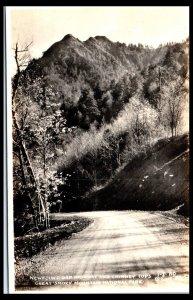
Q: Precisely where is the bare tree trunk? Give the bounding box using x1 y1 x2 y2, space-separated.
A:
18 148 26 186
12 42 49 229
171 126 174 137
12 112 47 224
175 127 177 137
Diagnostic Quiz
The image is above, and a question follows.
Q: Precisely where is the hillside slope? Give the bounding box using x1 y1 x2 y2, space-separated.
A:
23 35 188 129
83 134 189 215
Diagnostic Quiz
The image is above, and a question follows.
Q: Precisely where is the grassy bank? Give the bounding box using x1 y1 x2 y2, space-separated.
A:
15 215 92 286
83 134 189 215
15 216 92 259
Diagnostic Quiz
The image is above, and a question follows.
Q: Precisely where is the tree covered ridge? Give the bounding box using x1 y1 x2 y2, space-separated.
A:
13 35 189 233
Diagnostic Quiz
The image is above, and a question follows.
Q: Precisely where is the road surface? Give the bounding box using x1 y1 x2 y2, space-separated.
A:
18 211 189 293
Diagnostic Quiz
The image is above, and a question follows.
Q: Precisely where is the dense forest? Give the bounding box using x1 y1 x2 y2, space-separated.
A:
12 34 189 235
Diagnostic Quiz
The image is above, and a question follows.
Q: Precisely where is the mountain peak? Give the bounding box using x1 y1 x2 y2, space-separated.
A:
94 36 112 43
62 34 76 41
86 37 96 42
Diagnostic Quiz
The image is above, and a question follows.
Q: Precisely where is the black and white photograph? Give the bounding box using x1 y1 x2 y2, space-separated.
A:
5 6 189 293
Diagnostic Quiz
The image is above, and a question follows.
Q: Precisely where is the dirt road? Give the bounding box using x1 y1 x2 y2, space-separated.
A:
19 211 189 293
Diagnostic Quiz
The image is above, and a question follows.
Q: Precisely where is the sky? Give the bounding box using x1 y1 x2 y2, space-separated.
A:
7 6 189 75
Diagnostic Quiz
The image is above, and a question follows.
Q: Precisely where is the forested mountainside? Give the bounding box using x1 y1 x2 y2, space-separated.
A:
13 34 189 234
23 34 188 129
